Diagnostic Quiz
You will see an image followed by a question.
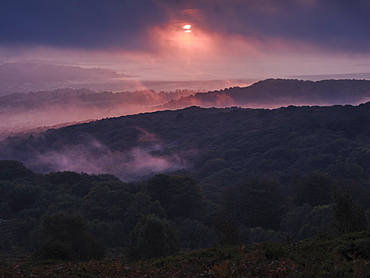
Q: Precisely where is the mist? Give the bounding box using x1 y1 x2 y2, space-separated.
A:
3 78 370 137
32 141 186 181
19 129 188 181
0 87 196 134
0 61 255 134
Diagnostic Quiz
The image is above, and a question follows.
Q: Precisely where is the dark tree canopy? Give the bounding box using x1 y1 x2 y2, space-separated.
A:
239 177 285 230
332 192 368 235
0 160 34 180
292 172 335 207
35 211 105 261
146 174 203 219
129 214 178 260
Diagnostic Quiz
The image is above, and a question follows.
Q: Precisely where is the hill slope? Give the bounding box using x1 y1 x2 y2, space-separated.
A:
2 78 370 133
161 79 370 109
2 102 370 199
2 103 370 261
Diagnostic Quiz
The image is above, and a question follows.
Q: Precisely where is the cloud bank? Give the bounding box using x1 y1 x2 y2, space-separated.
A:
1 0 370 84
1 0 369 54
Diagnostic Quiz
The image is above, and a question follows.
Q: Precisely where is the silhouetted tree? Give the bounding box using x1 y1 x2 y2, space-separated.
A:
332 192 367 235
238 177 285 230
129 214 178 260
146 174 203 219
34 211 105 261
213 218 239 246
0 160 34 180
293 172 335 206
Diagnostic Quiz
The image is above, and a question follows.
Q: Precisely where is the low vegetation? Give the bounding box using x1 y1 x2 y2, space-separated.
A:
2 232 370 277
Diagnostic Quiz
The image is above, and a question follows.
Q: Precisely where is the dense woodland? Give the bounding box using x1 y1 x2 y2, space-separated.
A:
1 100 370 266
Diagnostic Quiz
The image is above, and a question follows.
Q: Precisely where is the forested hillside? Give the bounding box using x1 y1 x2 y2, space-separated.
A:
162 79 370 109
1 102 370 263
2 102 370 198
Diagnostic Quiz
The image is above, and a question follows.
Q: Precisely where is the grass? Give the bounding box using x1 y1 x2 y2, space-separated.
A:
1 232 370 277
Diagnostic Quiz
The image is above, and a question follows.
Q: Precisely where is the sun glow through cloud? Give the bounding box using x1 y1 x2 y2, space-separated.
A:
183 24 192 32
1 2 369 85
149 22 213 59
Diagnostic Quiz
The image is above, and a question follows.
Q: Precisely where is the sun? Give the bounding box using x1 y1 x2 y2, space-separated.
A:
183 24 192 33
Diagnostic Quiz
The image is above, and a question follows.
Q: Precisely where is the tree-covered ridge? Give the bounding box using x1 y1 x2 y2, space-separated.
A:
162 79 370 109
2 102 370 199
1 102 370 263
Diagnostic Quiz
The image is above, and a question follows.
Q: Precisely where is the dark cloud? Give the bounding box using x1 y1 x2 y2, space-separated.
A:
0 0 369 53
190 0 370 53
0 0 169 50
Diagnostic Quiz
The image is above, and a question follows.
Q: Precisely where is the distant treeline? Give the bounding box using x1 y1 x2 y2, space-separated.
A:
161 79 370 109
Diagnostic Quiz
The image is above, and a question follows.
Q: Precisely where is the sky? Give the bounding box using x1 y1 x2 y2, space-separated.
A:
1 0 370 83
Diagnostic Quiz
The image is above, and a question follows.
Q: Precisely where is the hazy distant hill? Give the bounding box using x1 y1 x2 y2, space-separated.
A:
0 88 195 133
0 61 130 95
0 61 252 95
2 78 370 133
161 79 370 109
